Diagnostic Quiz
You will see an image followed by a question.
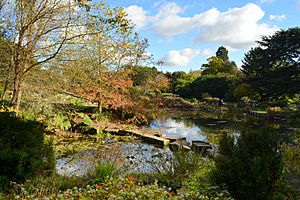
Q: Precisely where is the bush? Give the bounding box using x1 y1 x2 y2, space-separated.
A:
0 99 14 110
233 83 253 100
47 112 72 131
91 111 112 122
0 112 54 191
183 160 234 200
77 112 93 126
89 160 118 182
189 75 236 100
212 125 293 200
149 150 202 191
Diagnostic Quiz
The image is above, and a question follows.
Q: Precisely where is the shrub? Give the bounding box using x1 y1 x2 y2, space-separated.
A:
77 112 93 126
0 99 14 110
183 160 234 200
91 111 112 122
89 160 118 182
212 125 293 200
267 106 282 116
149 150 202 191
69 97 85 107
47 113 72 131
0 112 54 191
233 83 253 100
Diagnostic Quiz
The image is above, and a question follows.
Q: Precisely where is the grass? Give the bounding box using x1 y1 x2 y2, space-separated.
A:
148 150 203 192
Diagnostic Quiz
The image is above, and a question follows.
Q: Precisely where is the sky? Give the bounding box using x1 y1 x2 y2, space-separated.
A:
105 0 300 72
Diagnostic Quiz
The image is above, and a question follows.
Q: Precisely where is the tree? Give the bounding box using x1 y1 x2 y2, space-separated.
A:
242 27 300 99
130 66 158 87
56 2 150 113
170 71 200 97
0 0 85 109
0 36 13 100
216 46 229 62
189 75 235 100
212 125 287 200
202 46 238 76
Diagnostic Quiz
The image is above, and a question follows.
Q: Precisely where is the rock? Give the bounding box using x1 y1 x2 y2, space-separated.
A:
154 133 167 138
73 122 97 135
166 135 186 142
207 123 216 126
192 141 214 155
82 127 97 135
169 140 191 152
216 120 227 124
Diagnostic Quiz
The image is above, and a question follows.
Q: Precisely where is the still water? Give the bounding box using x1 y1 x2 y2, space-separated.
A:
149 118 206 143
148 110 243 145
56 110 293 177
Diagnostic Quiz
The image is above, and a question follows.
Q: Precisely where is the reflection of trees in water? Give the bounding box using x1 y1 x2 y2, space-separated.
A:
201 126 234 145
152 110 289 146
174 118 195 128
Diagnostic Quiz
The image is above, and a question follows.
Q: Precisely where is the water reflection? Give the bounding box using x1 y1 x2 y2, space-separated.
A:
149 118 206 143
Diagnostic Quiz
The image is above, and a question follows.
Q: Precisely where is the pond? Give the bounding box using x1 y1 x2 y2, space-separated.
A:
56 109 296 177
56 142 173 177
148 109 244 145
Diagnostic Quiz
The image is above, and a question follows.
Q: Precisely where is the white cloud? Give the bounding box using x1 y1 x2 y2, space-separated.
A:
163 48 200 66
126 2 278 48
151 2 198 37
202 49 214 58
125 2 278 48
125 5 150 29
269 14 286 22
259 0 274 3
194 3 278 48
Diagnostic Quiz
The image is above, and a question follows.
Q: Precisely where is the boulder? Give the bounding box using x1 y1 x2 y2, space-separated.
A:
73 122 97 135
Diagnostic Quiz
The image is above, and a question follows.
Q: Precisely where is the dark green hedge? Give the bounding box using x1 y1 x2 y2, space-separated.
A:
0 112 54 191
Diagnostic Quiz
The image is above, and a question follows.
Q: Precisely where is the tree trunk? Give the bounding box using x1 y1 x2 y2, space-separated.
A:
11 75 22 110
1 78 9 100
97 101 102 114
1 59 12 100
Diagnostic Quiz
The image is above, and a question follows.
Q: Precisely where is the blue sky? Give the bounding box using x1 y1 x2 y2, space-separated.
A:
105 0 300 72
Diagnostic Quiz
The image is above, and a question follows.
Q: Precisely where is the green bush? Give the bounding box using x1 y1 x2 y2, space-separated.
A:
183 160 234 200
77 112 93 126
69 97 85 107
188 75 235 100
0 112 54 191
150 150 202 191
47 113 72 131
212 125 293 200
0 99 14 110
91 111 112 122
89 160 118 182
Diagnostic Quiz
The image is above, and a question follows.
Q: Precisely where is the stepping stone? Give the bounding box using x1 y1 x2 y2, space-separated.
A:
154 133 167 138
216 121 227 124
166 135 186 142
169 140 191 152
192 141 214 154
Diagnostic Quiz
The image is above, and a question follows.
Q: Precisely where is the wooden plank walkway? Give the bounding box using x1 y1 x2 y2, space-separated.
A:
103 126 215 156
104 128 170 146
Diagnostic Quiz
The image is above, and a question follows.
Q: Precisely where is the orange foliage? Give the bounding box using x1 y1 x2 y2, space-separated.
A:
77 71 134 109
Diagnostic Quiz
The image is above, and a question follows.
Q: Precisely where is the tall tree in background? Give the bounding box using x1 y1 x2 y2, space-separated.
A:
216 46 229 62
242 27 300 99
202 46 238 76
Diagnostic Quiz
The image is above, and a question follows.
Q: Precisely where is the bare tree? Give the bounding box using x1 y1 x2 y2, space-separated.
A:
0 0 84 109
